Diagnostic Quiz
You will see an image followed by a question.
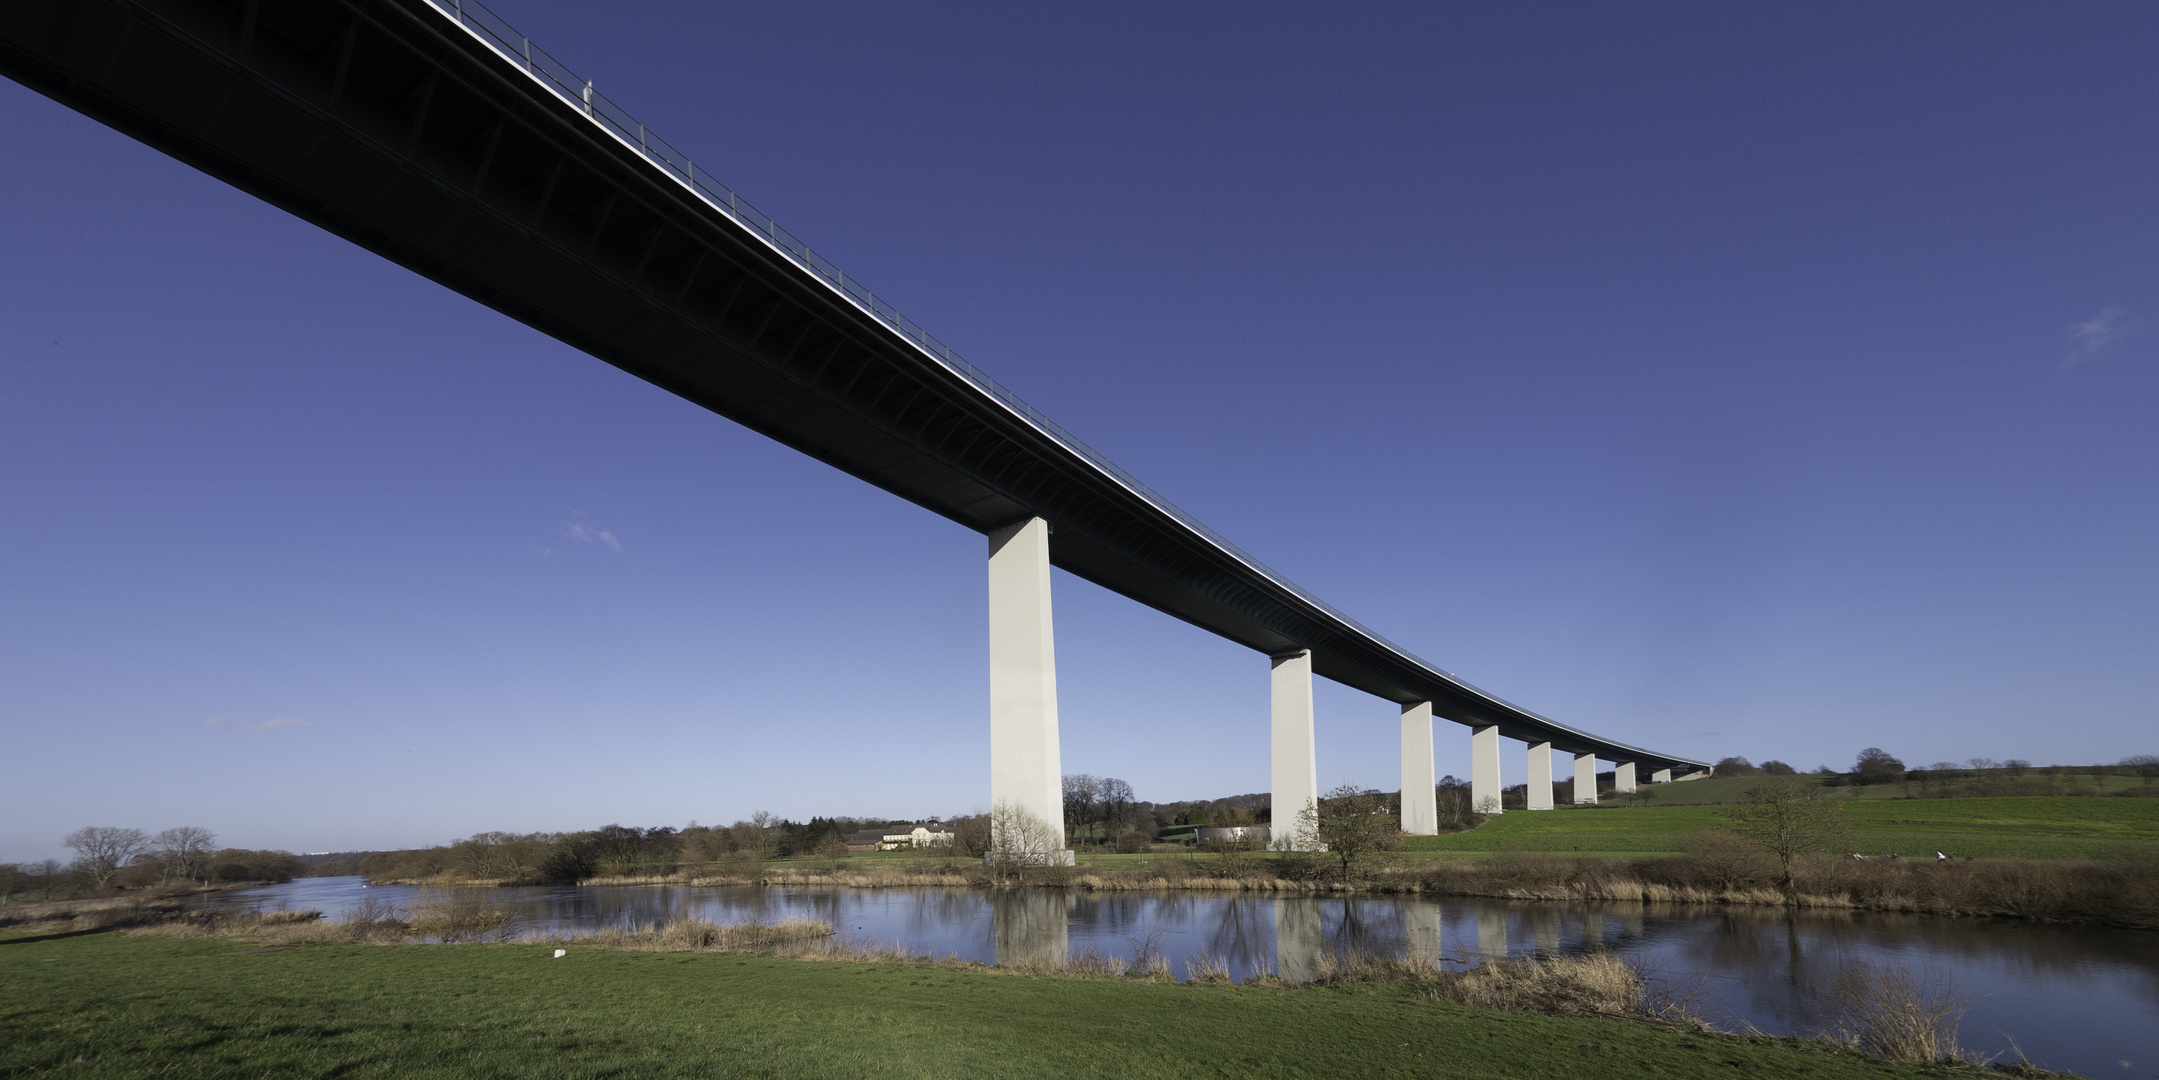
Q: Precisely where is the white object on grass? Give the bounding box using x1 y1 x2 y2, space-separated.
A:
554 949 567 958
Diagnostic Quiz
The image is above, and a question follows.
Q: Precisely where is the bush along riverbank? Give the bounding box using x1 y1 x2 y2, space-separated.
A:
0 896 2071 1078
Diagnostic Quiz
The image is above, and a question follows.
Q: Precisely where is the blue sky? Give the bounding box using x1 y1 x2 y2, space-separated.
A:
3 1 2155 861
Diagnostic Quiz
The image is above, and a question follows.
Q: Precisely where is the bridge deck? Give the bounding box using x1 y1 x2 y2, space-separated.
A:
0 0 1705 771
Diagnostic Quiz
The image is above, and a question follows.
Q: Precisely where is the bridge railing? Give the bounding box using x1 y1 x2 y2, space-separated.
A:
422 0 1482 694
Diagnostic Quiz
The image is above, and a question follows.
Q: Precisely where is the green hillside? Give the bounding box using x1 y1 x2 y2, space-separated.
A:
1402 796 2159 859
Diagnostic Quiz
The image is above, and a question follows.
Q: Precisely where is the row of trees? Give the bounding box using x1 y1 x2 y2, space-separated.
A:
1 826 297 902
1711 750 2158 792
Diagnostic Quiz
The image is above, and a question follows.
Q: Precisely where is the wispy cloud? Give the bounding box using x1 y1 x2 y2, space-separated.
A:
205 716 307 732
2065 307 2137 367
567 522 622 551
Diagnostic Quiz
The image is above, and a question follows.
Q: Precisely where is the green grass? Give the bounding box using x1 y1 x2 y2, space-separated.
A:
1402 796 2159 859
0 934 1960 1080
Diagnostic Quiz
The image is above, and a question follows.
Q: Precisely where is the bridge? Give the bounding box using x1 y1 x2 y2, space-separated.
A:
0 0 1709 849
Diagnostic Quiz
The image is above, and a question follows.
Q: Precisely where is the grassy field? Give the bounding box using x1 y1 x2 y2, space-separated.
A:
0 933 1970 1080
1401 797 2159 859
1619 774 2151 805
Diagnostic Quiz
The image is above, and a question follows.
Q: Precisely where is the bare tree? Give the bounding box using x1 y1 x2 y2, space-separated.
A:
28 859 68 900
151 826 218 884
1098 777 1135 837
1061 774 1101 845
987 801 1065 882
1676 829 1773 891
63 826 149 889
1723 779 1855 892
1299 785 1399 880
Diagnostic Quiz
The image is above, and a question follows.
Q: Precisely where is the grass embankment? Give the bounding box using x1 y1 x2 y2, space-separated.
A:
0 930 1993 1080
1402 797 2159 859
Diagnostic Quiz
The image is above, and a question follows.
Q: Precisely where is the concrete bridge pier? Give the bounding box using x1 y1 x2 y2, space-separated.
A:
1471 724 1504 815
1271 650 1319 849
1527 741 1556 810
1652 767 1673 784
1574 753 1599 804
1614 762 1638 794
988 517 1067 856
1400 702 1437 835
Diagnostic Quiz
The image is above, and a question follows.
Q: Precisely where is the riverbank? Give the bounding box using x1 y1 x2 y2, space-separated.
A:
487 847 2156 931
0 929 2023 1079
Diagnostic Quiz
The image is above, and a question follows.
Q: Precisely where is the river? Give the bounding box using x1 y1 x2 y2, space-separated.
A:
204 878 2155 1077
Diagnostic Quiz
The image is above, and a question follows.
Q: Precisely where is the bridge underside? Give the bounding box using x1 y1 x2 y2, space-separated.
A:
0 0 1704 774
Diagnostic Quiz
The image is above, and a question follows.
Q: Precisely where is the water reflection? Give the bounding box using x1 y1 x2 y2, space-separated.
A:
199 878 2157 1079
993 891 1068 969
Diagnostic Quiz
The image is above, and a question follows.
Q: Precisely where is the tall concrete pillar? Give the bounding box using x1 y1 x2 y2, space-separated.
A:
1615 762 1638 794
1651 767 1672 784
1471 724 1503 815
1400 701 1437 835
1574 753 1599 804
1527 742 1555 810
1270 651 1318 849
988 517 1065 852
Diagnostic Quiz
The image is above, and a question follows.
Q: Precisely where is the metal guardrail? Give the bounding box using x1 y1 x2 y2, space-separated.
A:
419 0 1555 716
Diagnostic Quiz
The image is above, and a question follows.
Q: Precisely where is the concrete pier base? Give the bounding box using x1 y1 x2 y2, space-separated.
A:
1652 767 1673 784
1574 753 1599 804
1615 762 1638 794
1400 701 1437 835
1527 741 1555 810
1471 724 1504 815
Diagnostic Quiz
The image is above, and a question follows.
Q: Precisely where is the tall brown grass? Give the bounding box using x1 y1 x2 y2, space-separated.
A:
1429 955 1650 1019
1821 958 1971 1063
543 917 834 953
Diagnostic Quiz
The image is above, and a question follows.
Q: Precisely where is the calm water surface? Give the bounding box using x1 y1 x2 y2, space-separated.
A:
209 878 2156 1078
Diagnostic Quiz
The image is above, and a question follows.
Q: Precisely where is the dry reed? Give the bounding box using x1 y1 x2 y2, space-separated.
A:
1820 958 1971 1063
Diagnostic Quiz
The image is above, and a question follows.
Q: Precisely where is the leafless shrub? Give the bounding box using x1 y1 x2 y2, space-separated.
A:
1675 829 1773 890
406 884 521 943
1821 958 1969 1063
1125 928 1168 976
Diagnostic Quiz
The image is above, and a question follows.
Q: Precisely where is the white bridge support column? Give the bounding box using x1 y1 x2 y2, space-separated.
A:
1652 767 1673 784
1526 742 1555 810
1271 651 1319 848
1615 762 1638 794
1574 753 1599 804
1400 702 1437 835
988 517 1066 853
1471 724 1503 815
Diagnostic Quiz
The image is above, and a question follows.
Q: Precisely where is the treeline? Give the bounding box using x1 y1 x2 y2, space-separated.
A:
346 816 945 884
1714 750 2159 799
0 826 295 903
